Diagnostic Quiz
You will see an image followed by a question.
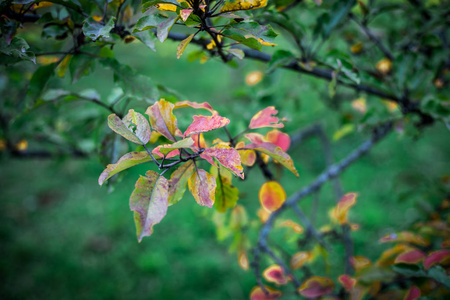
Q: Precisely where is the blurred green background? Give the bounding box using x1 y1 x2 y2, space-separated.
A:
1 35 449 300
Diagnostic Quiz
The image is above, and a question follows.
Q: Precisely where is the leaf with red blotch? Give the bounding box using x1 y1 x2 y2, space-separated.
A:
184 113 230 137
404 286 420 300
188 169 216 207
152 137 195 158
200 144 244 179
263 265 289 285
235 141 256 166
259 181 286 212
423 249 450 270
350 256 372 271
394 249 426 265
129 171 168 242
290 252 311 269
245 132 267 144
180 8 193 22
240 142 299 176
173 100 216 114
167 161 195 205
377 244 413 266
249 106 284 129
279 220 304 234
379 231 429 247
250 286 282 300
338 275 357 291
297 276 335 298
266 129 290 152
99 151 153 185
330 192 358 224
108 109 151 144
145 98 181 141
238 251 249 270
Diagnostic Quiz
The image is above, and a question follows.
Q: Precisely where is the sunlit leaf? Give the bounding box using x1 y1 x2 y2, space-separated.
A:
249 106 284 129
265 129 290 152
130 171 168 242
167 161 195 205
259 181 286 212
200 144 244 179
403 285 420 300
108 109 151 145
263 265 289 285
249 285 282 300
338 274 357 291
99 151 153 185
235 141 256 166
297 276 335 299
423 249 450 270
221 0 268 13
177 33 195 59
290 252 311 269
184 113 230 137
394 249 426 265
188 169 216 207
146 98 180 141
155 3 177 11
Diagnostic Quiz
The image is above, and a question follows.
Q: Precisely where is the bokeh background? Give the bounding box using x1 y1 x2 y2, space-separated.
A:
1 16 450 300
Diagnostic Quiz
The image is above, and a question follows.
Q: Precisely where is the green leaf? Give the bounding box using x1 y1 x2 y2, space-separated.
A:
222 30 261 51
156 138 194 156
133 14 167 32
130 171 169 242
268 50 295 72
108 109 152 145
133 30 158 51
428 266 450 289
177 33 195 59
69 49 97 83
82 17 116 41
27 63 57 104
229 22 278 43
157 15 178 43
214 170 239 213
99 151 153 185
167 161 195 205
0 37 36 65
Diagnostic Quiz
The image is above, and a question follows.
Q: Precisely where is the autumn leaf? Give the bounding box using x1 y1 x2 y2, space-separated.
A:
404 286 421 300
221 0 268 13
379 231 429 247
249 106 284 129
108 109 151 144
350 256 372 271
173 100 216 114
249 286 282 300
330 192 358 224
157 15 178 43
235 141 256 166
394 249 426 265
423 250 450 270
152 137 195 158
238 251 249 270
184 113 230 137
167 161 195 205
177 33 195 59
200 144 244 179
188 169 216 207
146 98 180 141
241 142 299 177
259 181 286 212
99 151 153 185
263 265 289 285
129 171 168 242
214 168 239 212
265 129 290 152
290 252 311 269
279 220 303 234
338 274 357 292
244 132 267 144
180 9 193 22
297 276 335 299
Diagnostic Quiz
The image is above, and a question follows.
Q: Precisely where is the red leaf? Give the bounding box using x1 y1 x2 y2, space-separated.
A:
200 144 244 179
338 274 357 292
263 265 289 285
245 132 267 144
184 113 230 137
250 286 282 300
265 129 290 152
298 276 335 299
249 106 284 129
423 249 450 270
403 286 420 300
394 249 426 265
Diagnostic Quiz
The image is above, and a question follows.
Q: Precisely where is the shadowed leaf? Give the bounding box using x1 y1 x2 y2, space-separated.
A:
177 33 195 59
221 0 268 13
379 232 429 247
157 15 178 43
82 17 115 41
168 161 195 205
403 285 420 300
338 274 357 291
394 249 426 265
249 285 282 300
290 252 311 269
214 168 239 212
423 250 450 270
108 109 151 145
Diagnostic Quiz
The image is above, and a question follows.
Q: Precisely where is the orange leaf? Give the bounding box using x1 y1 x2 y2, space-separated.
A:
423 249 450 270
249 286 282 300
298 276 335 299
188 169 216 207
331 192 358 224
265 129 290 152
350 256 371 271
192 133 207 148
279 220 303 234
290 252 310 269
235 141 256 166
257 208 271 223
249 106 284 129
394 249 426 265
338 274 357 292
263 265 289 285
146 99 180 142
259 181 286 212
403 286 420 300
200 144 244 179
184 113 230 137
379 231 429 247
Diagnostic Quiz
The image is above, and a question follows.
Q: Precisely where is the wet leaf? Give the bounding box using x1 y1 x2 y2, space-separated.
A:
249 106 284 129
108 109 151 145
259 181 286 212
188 169 216 207
99 151 153 185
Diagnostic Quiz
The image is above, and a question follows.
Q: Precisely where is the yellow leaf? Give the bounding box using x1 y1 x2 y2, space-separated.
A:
15 140 28 152
221 0 268 13
177 33 195 59
155 3 177 11
376 58 392 74
245 71 263 86
259 181 286 212
56 55 72 77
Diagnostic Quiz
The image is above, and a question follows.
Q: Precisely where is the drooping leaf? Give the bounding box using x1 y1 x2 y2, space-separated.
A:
82 17 116 41
259 181 286 212
108 109 151 145
428 266 450 289
0 36 36 65
188 169 216 207
338 275 357 292
265 129 290 152
214 168 239 212
263 265 289 285
167 161 195 205
177 33 195 59
250 286 282 300
221 0 268 13
249 106 284 129
200 145 244 179
235 141 256 166
241 143 299 177
423 250 450 270
129 171 168 242
157 15 178 43
184 113 230 137
290 252 311 269
146 98 180 141
297 276 335 299
99 151 153 185
394 249 426 265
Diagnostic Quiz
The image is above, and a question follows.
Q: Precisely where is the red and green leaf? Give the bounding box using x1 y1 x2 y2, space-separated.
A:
167 161 195 205
249 106 284 129
108 109 151 144
338 274 357 292
297 276 335 298
403 286 420 300
249 286 282 300
394 249 426 265
152 137 195 158
99 151 153 185
423 249 450 270
173 100 215 114
263 265 289 285
200 144 244 179
146 98 180 141
188 169 216 207
129 170 168 242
